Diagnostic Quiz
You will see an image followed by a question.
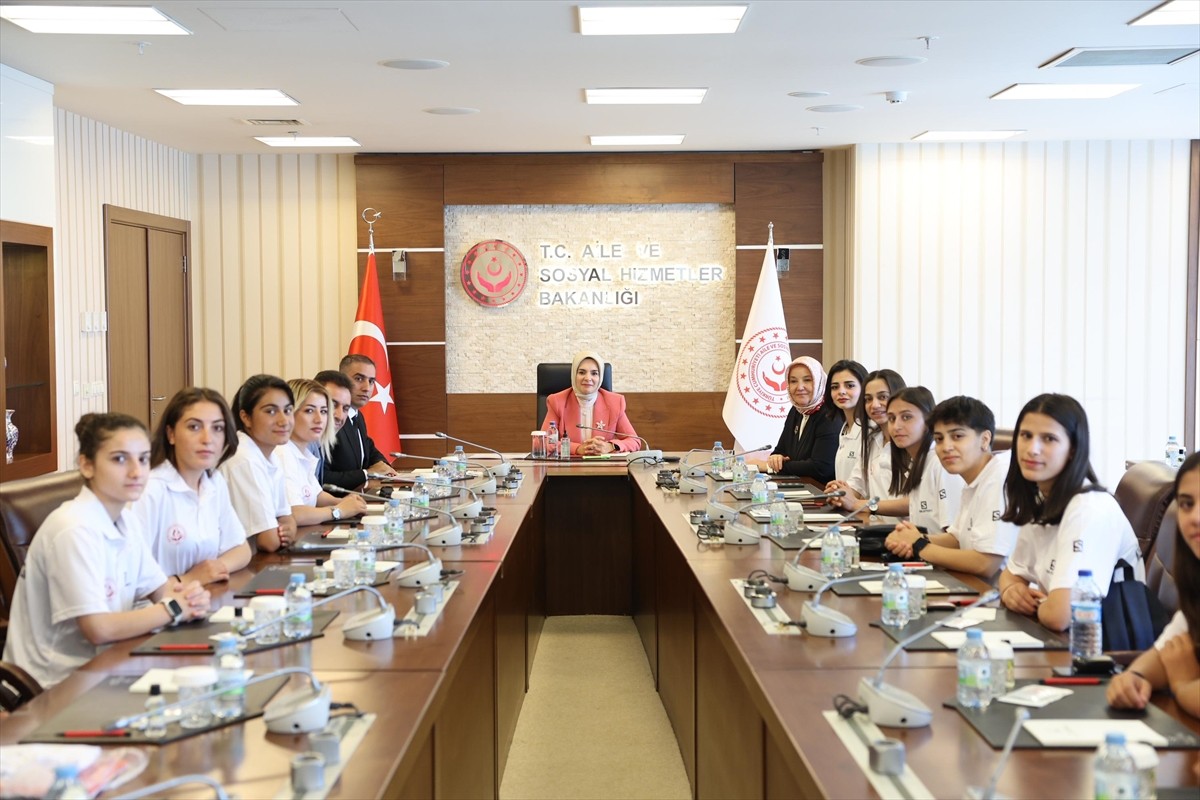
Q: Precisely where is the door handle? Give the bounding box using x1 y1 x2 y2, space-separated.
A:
152 396 166 401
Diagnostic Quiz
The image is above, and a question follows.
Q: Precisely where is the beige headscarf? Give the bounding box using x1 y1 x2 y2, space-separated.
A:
571 351 606 404
787 356 827 415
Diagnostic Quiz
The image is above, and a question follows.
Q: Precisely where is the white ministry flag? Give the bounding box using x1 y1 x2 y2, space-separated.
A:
722 238 791 453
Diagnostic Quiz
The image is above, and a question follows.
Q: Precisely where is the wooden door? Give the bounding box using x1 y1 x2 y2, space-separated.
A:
104 206 190 427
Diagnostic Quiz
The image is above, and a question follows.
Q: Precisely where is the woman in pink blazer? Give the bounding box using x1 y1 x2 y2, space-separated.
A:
541 351 642 455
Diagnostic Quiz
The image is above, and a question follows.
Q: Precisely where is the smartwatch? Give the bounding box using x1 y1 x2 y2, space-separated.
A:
160 597 185 625
331 506 343 521
911 536 932 560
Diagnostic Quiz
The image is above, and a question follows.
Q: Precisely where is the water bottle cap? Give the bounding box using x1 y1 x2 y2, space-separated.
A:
888 563 904 572
1078 569 1092 577
714 441 723 447
1105 731 1126 745
389 497 401 506
455 445 464 451
438 459 448 466
966 628 983 640
289 573 305 584
774 492 785 500
54 764 79 778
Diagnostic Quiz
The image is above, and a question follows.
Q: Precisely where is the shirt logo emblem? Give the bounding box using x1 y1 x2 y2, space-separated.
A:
167 524 186 544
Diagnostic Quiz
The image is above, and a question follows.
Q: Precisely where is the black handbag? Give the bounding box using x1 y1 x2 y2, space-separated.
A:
1101 559 1169 652
856 524 927 560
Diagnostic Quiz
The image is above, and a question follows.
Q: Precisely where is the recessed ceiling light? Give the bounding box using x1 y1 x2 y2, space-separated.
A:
590 135 685 146
1130 0 1200 26
992 83 1139 100
156 89 298 106
423 107 479 115
578 5 747 35
381 59 450 70
1042 46 1198 68
912 130 1025 142
807 104 862 113
856 56 927 67
255 136 360 147
0 5 190 34
788 91 830 99
585 88 707 104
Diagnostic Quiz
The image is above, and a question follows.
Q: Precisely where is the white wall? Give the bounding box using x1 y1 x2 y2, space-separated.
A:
848 140 1193 486
191 154 359 401
54 109 194 466
0 65 55 227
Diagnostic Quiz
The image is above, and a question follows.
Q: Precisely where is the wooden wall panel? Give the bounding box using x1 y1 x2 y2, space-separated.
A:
362 251 446 343
447 394 530 452
444 161 734 205
735 249 823 339
354 164 444 248
391 344 446 438
734 162 824 245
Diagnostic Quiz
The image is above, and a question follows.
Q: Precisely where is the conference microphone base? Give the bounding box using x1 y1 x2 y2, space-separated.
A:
426 525 463 547
343 606 397 640
486 462 512 478
677 477 707 494
723 523 761 546
706 500 738 521
469 477 498 494
263 683 333 734
784 561 825 592
393 559 444 588
452 498 484 519
801 601 858 637
625 449 663 465
857 676 933 728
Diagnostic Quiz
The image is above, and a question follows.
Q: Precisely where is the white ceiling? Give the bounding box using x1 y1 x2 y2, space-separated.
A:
0 0 1197 154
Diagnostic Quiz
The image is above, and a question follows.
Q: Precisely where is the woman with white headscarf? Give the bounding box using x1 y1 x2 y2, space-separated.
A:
748 356 841 482
540 351 642 456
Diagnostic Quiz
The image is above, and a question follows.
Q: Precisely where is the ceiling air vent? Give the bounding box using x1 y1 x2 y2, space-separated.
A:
239 118 309 126
1042 46 1198 68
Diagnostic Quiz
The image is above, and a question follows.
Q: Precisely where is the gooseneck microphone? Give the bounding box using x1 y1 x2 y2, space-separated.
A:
328 479 483 520
574 425 664 466
857 589 1001 728
390 452 498 494
236 584 396 642
434 432 512 477
683 444 774 478
113 775 229 799
783 497 879 592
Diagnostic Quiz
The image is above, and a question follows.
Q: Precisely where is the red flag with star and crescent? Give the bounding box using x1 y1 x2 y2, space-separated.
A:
348 251 401 455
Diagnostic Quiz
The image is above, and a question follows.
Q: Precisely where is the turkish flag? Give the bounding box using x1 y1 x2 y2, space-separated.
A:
348 251 401 455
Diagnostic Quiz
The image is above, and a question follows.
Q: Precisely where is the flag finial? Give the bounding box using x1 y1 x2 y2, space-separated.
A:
362 207 382 253
767 221 774 246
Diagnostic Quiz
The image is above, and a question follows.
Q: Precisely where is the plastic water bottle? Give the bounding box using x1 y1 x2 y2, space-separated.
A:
453 445 468 478
355 530 376 585
413 476 430 515
385 497 405 542
731 455 748 483
435 459 452 496
956 628 992 710
820 525 845 578
45 765 88 799
547 422 559 457
751 472 769 506
1070 569 1103 660
212 633 246 719
1093 731 1139 799
143 683 168 739
881 564 910 626
283 573 313 638
712 441 727 474
559 434 570 459
768 492 789 537
1164 435 1186 469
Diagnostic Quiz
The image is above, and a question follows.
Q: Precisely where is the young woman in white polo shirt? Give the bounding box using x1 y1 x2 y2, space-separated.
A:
884 387 963 534
133 388 250 585
825 369 909 520
885 396 1017 580
1107 452 1200 719
277 379 367 525
217 375 297 553
2 413 210 688
998 394 1143 633
823 359 866 483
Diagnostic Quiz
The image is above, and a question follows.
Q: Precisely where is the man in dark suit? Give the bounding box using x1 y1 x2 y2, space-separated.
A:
319 356 398 490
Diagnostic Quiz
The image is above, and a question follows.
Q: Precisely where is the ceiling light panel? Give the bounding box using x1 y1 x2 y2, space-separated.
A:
157 89 298 106
992 83 1139 100
585 88 707 104
1043 46 1199 68
578 5 747 35
590 135 686 146
1129 0 1200 26
255 136 360 147
0 5 190 34
913 131 1025 142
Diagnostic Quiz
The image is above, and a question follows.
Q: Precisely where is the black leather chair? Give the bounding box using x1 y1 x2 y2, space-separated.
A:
535 362 613 429
0 470 84 613
1113 461 1177 559
1146 500 1179 616
992 428 1013 452
0 660 42 712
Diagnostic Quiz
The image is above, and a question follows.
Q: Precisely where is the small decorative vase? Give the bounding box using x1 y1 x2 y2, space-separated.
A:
5 409 17 464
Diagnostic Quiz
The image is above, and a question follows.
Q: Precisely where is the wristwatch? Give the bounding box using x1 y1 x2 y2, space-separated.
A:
331 507 343 521
911 536 931 560
160 597 185 625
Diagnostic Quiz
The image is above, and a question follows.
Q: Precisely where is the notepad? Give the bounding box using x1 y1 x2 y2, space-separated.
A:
129 667 253 694
209 605 253 624
1023 719 1167 747
930 630 1045 649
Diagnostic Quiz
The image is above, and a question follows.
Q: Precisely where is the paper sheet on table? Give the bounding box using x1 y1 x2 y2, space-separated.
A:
129 667 253 694
996 684 1072 708
963 607 998 622
931 630 1045 649
859 579 946 594
321 526 356 540
209 605 254 623
1023 719 1167 747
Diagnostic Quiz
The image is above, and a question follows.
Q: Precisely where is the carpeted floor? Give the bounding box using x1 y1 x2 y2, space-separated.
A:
499 615 691 800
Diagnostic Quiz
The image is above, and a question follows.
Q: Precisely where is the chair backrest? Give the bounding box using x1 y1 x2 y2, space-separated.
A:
1145 499 1179 615
0 660 43 712
1113 461 1177 559
0 470 84 610
992 428 1013 452
535 362 613 430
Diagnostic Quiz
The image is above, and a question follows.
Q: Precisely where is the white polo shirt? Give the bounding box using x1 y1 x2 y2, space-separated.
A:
2 487 167 688
278 439 322 507
132 460 246 577
835 421 862 483
847 428 901 521
1007 490 1143 595
1155 611 1188 650
947 450 1019 560
216 431 289 538
907 449 964 533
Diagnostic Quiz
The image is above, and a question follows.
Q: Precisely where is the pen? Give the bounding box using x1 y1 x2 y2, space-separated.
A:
1041 676 1101 686
252 589 286 595
156 643 212 651
61 729 130 738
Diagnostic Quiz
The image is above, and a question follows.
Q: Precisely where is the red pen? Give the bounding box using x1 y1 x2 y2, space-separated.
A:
156 643 212 651
61 729 130 738
1041 676 1102 686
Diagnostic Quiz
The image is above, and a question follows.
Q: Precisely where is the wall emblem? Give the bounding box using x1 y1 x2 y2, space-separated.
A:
734 327 791 418
461 240 528 307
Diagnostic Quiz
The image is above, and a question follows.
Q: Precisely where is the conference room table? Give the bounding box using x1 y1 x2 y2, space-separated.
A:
2 455 1197 799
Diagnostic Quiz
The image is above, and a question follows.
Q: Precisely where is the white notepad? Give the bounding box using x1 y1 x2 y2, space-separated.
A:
1023 719 1167 747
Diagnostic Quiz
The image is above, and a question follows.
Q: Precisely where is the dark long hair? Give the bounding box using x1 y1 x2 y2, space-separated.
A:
232 374 293 434
887 387 936 496
1173 452 1200 657
1001 393 1102 526
823 359 867 426
150 387 237 470
76 413 146 461
857 369 906 469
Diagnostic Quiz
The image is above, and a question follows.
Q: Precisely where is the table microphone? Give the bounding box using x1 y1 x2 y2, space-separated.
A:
574 425 663 465
108 666 332 734
388 498 465 546
236 584 396 641
434 431 512 477
321 485 446 585
857 589 1000 728
334 478 484 520
682 444 774 479
113 774 229 799
391 452 497 494
784 497 878 592
965 707 1030 800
